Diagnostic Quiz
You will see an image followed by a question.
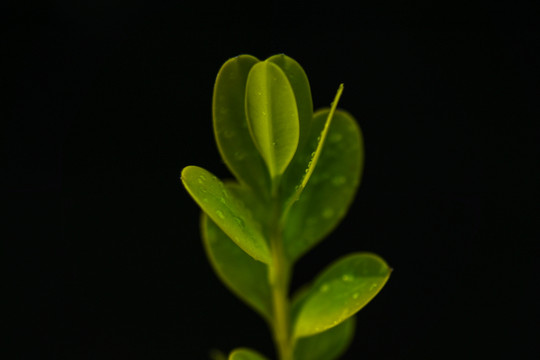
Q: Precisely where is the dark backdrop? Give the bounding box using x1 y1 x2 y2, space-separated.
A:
5 1 537 359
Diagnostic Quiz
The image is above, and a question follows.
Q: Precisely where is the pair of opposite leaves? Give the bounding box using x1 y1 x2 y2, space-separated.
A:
181 55 391 358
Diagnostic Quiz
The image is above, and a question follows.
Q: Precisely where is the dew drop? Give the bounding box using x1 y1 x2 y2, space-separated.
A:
320 284 329 292
322 208 334 219
234 151 246 160
329 133 343 143
310 152 316 158
272 141 277 146
342 274 354 282
352 293 359 299
216 210 225 219
332 176 347 186
233 216 245 228
369 283 378 291
219 197 226 204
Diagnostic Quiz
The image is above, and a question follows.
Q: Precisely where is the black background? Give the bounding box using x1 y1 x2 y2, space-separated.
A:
5 1 538 359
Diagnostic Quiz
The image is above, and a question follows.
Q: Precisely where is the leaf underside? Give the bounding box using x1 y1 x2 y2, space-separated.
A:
294 317 355 360
201 183 272 322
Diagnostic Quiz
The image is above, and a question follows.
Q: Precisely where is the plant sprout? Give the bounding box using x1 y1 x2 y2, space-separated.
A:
181 54 391 360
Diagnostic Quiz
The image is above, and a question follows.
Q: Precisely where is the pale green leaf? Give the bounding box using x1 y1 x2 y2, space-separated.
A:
293 253 391 338
201 184 272 322
213 55 270 197
245 61 300 179
267 54 313 149
283 109 364 261
229 348 269 360
294 317 355 360
181 166 271 264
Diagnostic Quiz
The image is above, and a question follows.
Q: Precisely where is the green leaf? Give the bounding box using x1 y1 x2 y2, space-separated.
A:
290 284 355 359
181 166 271 264
245 61 300 180
280 85 344 213
294 317 355 360
229 348 269 360
213 55 270 197
266 54 313 149
293 253 392 338
283 109 364 261
201 184 272 322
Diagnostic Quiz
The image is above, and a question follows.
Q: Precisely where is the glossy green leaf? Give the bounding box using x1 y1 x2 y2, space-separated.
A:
201 184 272 322
213 55 270 197
267 54 313 149
229 348 269 360
293 253 392 338
294 317 355 360
245 61 300 179
181 166 271 264
283 109 364 261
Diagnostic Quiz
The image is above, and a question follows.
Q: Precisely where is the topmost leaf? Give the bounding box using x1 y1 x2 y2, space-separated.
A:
245 61 300 182
266 54 313 150
213 55 270 197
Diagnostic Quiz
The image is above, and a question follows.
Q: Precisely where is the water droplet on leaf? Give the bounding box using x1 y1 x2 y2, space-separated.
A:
234 151 246 160
329 133 343 143
332 176 346 186
233 216 245 228
322 208 334 219
216 210 225 219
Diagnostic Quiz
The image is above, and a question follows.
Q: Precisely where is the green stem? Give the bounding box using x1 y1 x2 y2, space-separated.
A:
269 195 293 360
